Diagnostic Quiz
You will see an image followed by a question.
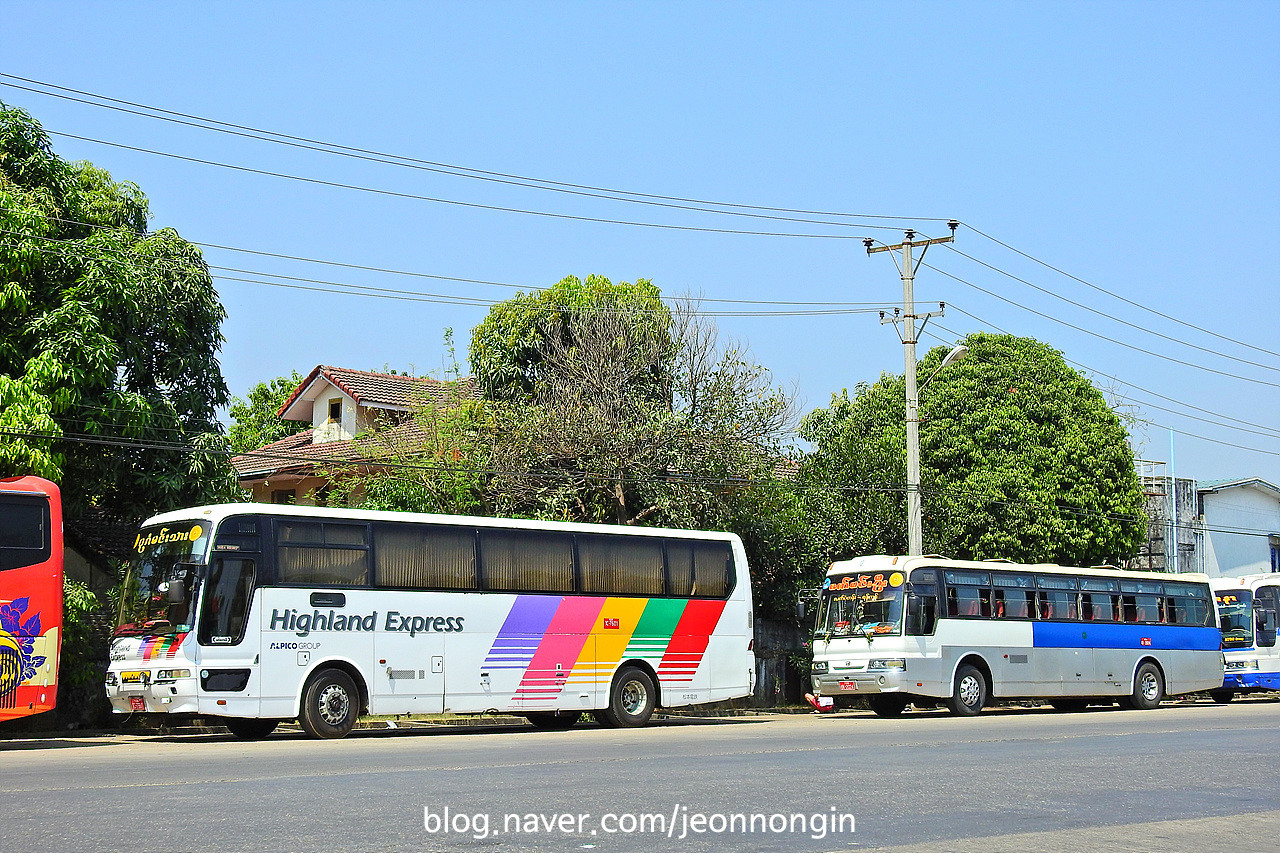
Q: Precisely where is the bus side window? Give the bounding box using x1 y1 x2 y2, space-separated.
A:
907 583 938 636
946 586 959 617
993 589 1006 618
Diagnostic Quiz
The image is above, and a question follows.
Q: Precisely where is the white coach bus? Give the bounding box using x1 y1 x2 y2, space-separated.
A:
1210 574 1280 702
105 504 755 739
808 555 1221 717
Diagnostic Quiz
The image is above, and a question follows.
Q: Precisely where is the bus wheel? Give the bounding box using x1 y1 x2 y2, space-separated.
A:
1121 662 1165 710
225 718 278 740
601 666 656 728
947 664 987 716
1209 689 1235 704
867 694 910 717
299 669 359 738
525 712 580 730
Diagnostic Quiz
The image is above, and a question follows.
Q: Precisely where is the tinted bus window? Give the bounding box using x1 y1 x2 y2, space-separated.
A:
667 539 733 599
480 529 574 593
992 574 1035 619
198 557 256 645
0 496 50 571
374 523 477 590
578 534 665 596
276 521 370 586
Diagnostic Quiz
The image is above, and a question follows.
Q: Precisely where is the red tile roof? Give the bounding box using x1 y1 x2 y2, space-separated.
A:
277 366 476 419
231 419 450 480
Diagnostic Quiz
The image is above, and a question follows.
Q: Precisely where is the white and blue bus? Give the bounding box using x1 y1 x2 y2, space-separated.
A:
808 555 1222 716
105 503 755 739
1210 574 1280 702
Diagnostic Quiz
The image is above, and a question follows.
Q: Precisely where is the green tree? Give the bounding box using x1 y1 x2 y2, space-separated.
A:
469 274 672 403
800 332 1145 566
0 101 235 517
227 371 307 454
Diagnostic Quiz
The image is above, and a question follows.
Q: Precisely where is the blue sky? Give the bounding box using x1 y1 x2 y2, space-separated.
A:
4 2 1278 484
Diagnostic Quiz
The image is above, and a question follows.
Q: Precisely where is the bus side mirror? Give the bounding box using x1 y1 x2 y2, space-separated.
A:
167 576 186 604
1220 615 1231 633
796 600 808 621
1258 610 1277 648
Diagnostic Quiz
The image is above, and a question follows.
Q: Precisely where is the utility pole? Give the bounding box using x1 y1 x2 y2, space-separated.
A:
866 220 958 556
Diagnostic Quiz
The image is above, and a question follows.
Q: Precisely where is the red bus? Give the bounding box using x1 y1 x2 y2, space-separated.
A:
0 476 63 721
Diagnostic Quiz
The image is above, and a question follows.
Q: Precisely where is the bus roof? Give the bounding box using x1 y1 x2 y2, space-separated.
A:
139 502 743 545
1210 573 1280 592
827 554 1211 585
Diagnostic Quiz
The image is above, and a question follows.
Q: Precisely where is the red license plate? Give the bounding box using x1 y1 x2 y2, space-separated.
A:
839 681 857 691
129 696 146 711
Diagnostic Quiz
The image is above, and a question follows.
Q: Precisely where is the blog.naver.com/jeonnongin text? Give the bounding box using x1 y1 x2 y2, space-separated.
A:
424 805 856 842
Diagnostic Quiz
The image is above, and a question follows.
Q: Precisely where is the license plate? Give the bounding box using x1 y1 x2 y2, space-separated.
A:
129 696 146 711
839 680 857 691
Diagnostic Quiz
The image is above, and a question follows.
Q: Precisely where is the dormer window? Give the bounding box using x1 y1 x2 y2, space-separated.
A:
328 398 342 424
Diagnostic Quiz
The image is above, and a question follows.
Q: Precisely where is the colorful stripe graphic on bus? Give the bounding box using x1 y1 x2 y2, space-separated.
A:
483 595 727 703
139 633 186 661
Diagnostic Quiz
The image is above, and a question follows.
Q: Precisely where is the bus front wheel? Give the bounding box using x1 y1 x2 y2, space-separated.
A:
947 664 987 716
299 669 360 738
225 717 278 740
1121 662 1165 710
599 666 656 728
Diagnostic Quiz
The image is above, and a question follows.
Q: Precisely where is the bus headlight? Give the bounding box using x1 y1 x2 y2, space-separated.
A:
105 673 118 686
154 669 191 681
868 659 906 671
810 661 829 674
1224 660 1258 671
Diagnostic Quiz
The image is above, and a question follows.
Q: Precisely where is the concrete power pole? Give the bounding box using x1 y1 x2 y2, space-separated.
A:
865 221 958 556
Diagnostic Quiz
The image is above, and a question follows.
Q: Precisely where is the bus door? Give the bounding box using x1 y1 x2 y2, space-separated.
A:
372 613 445 714
195 553 262 718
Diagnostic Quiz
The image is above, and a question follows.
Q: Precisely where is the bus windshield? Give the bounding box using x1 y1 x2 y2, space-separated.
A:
1216 590 1253 648
817 573 905 638
115 522 211 636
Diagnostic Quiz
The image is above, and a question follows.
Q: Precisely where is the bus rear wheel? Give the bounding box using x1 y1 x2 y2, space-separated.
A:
947 664 987 716
1209 689 1235 704
525 712 580 730
1121 662 1164 710
225 717 278 740
299 669 360 739
599 666 656 728
868 694 910 718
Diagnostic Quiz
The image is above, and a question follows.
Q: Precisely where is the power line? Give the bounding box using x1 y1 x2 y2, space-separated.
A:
8 73 1263 371
921 260 1280 390
961 221 1280 361
940 242 1280 376
0 231 894 318
47 130 871 241
0 72 943 228
923 317 1280 456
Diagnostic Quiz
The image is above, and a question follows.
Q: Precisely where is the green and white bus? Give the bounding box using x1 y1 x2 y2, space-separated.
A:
106 503 755 738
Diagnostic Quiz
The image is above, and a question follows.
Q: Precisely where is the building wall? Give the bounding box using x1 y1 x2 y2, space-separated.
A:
1201 485 1280 578
310 383 356 443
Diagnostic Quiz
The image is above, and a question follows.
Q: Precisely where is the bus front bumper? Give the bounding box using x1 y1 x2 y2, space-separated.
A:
1223 670 1280 692
812 669 905 697
105 673 199 715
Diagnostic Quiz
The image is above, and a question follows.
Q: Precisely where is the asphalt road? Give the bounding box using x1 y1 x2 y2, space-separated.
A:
2 699 1277 853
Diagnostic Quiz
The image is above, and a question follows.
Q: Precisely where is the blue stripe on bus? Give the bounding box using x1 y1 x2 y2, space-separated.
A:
1031 621 1220 651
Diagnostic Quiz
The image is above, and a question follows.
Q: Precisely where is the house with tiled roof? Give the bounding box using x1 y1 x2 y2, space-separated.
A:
232 366 477 504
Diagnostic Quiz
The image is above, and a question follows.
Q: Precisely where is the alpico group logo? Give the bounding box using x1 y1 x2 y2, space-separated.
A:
0 598 46 700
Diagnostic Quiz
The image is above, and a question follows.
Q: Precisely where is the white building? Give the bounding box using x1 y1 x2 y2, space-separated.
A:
1197 478 1280 578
